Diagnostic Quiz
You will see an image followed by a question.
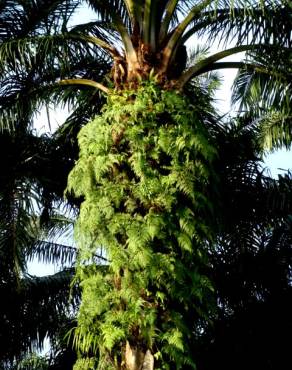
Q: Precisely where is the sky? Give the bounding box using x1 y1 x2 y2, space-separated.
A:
28 3 292 276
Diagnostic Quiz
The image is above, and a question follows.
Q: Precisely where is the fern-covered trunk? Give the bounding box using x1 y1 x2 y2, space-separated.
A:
68 81 216 369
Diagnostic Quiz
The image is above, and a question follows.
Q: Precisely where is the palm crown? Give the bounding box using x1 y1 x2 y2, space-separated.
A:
63 0 291 91
1 0 291 120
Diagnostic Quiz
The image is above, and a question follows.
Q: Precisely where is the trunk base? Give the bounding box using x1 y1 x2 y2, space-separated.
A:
125 341 154 370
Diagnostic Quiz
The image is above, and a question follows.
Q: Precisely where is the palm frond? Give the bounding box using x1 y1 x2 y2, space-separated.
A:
23 268 78 309
187 0 292 48
0 0 80 40
214 118 292 232
0 268 78 364
85 0 131 30
258 113 292 151
231 47 292 150
31 240 76 265
232 48 292 112
0 33 110 74
0 32 112 130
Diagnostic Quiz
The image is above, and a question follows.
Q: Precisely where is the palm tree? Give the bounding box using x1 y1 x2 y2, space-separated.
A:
63 2 291 369
1 1 291 369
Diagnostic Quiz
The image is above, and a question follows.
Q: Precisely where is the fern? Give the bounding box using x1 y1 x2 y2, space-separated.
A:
68 81 217 368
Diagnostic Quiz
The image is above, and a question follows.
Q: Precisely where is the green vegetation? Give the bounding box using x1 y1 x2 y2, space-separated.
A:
0 1 291 369
68 82 216 368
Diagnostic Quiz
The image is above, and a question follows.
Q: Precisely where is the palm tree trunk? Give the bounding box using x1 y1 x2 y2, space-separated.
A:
125 342 154 370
